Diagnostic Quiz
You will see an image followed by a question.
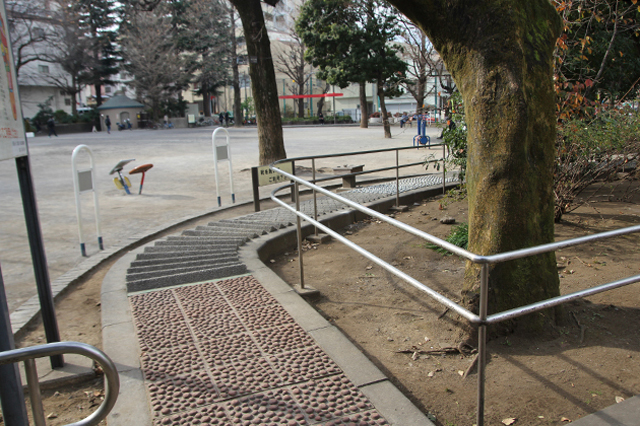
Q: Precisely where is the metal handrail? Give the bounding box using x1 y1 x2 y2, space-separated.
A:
268 157 640 426
0 342 120 426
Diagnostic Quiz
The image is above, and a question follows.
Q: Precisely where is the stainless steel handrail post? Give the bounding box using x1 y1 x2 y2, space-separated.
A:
395 149 400 207
312 158 318 236
295 181 305 289
476 263 490 426
25 358 46 426
442 143 446 194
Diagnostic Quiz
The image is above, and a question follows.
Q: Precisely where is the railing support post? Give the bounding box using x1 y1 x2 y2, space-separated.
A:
442 143 446 194
25 358 46 426
312 158 318 236
395 149 400 207
295 181 305 289
477 263 490 426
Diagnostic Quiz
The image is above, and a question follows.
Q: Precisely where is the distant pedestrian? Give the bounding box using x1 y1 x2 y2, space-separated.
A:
219 112 224 126
105 115 111 134
47 117 57 137
224 111 230 126
318 112 324 125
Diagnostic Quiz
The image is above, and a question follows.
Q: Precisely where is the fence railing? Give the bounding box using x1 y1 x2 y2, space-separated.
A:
0 342 120 426
269 155 640 426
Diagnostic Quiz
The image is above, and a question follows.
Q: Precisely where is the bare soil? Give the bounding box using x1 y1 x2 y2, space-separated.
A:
270 182 640 426
3 183 639 426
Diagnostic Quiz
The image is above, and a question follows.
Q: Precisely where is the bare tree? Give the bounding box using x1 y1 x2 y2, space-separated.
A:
6 0 54 78
275 30 311 118
228 4 243 126
120 8 190 120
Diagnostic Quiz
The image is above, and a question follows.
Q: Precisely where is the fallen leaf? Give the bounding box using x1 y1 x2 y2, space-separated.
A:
502 418 516 425
615 396 625 403
411 352 419 360
561 417 571 422
427 371 435 377
366 265 373 270
457 370 465 377
47 413 58 419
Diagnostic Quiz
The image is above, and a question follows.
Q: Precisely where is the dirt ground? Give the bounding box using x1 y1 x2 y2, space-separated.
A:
270 181 640 426
3 181 639 426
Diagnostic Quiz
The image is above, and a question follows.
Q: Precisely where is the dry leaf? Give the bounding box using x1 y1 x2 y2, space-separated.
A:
47 413 58 419
427 371 435 377
457 370 465 377
411 352 419 361
615 396 625 403
561 417 571 422
365 265 373 270
502 418 516 425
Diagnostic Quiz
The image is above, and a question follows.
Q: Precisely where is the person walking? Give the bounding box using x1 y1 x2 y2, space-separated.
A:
105 115 111 134
46 117 58 137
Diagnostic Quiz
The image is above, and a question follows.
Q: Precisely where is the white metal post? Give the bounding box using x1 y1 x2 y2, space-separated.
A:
71 145 102 256
212 128 235 207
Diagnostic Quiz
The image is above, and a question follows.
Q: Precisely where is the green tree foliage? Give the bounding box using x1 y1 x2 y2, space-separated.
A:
169 0 231 117
74 0 120 106
297 0 408 138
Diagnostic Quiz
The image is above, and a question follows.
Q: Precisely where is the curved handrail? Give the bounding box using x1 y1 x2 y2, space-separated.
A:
0 342 119 426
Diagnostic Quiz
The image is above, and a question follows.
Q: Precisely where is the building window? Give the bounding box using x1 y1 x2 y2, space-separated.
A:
38 65 49 73
65 98 71 106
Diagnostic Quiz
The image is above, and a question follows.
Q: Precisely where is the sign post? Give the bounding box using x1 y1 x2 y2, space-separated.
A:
72 145 103 257
1 1 57 423
0 0 61 374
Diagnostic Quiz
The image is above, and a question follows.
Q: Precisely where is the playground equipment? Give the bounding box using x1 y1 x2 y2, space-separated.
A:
129 163 154 195
109 159 135 194
412 116 431 147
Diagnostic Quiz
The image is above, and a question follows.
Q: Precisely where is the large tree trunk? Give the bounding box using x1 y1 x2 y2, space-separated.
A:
229 0 286 165
202 87 211 117
377 81 392 138
359 82 368 128
229 6 243 127
389 0 562 332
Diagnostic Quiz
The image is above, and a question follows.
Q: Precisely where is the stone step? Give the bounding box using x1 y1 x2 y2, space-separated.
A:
131 252 238 267
164 236 248 245
126 260 244 283
191 225 262 238
181 229 259 239
219 219 286 229
204 221 278 233
153 239 244 248
127 256 239 275
126 264 247 293
142 245 239 255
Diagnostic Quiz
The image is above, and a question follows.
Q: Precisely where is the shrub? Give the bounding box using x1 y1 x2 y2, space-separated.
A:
426 222 469 255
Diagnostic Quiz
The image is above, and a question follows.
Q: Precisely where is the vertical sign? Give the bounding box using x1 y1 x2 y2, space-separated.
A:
0 3 26 161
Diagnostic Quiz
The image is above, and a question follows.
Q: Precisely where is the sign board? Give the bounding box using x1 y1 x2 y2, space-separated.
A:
257 162 293 186
0 3 26 161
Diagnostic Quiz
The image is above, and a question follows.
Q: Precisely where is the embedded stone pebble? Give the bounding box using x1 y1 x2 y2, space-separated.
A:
188 311 246 341
130 277 390 424
224 389 307 425
141 343 205 382
212 357 283 399
290 375 374 423
199 333 262 367
237 304 296 331
147 375 220 416
270 347 342 385
173 283 233 319
252 324 317 354
216 276 278 309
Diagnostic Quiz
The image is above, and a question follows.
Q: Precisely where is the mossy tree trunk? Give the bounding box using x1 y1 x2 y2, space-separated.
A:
229 0 286 165
388 0 562 330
